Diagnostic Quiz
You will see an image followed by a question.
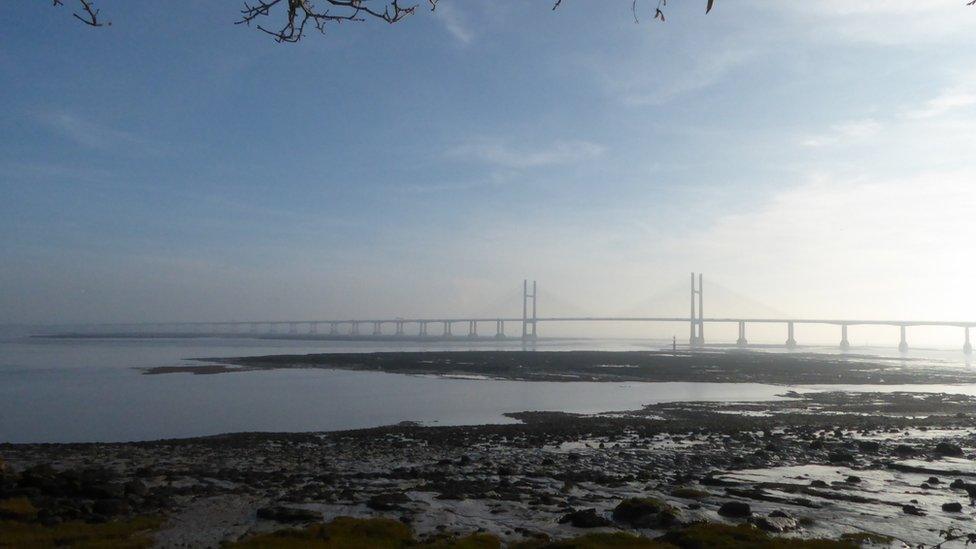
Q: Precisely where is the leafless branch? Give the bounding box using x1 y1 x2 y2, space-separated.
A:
46 1 976 42
236 0 427 43
53 0 104 27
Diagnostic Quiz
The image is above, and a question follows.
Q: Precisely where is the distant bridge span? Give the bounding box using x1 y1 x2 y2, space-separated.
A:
59 275 975 354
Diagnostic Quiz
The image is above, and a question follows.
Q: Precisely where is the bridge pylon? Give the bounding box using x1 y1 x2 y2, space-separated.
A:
690 273 704 346
522 280 537 341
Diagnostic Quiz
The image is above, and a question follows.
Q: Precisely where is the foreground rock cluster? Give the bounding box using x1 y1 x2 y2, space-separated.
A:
4 389 976 547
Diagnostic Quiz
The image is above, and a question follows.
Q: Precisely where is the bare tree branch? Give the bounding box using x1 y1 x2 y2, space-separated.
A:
235 0 425 43
46 1 976 43
52 0 105 27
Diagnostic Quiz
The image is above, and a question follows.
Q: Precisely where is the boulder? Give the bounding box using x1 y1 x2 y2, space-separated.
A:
935 443 964 457
902 504 925 516
942 502 963 513
857 441 880 453
750 514 798 533
612 497 675 528
718 501 751 518
828 450 854 463
559 508 612 528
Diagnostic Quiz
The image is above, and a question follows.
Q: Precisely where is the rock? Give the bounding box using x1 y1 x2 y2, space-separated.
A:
750 514 798 533
256 505 323 523
857 441 880 453
927 477 941 485
809 480 829 488
951 479 967 489
902 504 925 516
828 450 854 463
845 476 861 484
895 444 916 456
92 498 129 517
921 483 932 489
718 502 751 518
558 508 612 528
942 502 963 513
935 443 964 457
124 480 148 497
367 492 411 511
612 497 674 528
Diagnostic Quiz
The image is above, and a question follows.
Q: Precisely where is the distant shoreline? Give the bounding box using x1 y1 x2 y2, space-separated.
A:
143 349 976 385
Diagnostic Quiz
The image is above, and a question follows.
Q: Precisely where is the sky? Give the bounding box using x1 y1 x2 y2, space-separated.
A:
1 1 975 345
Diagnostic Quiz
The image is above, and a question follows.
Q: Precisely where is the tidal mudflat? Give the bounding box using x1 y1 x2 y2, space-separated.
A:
6 351 976 547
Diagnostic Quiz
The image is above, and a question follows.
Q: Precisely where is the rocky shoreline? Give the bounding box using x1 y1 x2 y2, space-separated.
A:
5 387 976 547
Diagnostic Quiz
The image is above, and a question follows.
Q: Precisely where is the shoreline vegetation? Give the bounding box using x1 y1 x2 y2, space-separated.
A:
5 351 976 546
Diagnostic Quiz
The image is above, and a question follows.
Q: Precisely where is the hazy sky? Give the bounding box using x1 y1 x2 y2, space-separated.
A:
1 1 975 340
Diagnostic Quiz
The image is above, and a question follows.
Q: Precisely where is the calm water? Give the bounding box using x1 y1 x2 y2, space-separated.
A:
1 332 973 443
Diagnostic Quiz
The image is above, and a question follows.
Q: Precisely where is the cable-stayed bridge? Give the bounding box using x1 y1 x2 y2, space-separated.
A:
47 275 975 354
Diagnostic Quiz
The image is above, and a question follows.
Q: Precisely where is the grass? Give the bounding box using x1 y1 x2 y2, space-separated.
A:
0 516 162 549
838 532 896 546
0 499 37 521
228 516 415 548
229 518 674 549
660 523 859 549
513 532 675 548
230 518 878 549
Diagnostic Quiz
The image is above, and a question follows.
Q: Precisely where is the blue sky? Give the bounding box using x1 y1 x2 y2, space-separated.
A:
1 1 975 342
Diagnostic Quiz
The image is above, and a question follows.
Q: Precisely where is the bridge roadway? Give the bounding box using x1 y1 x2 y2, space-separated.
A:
62 316 976 353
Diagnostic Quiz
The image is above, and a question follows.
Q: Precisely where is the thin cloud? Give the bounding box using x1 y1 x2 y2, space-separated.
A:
801 119 882 147
37 111 145 152
434 2 474 45
904 88 976 119
586 49 752 107
765 0 972 45
448 138 606 169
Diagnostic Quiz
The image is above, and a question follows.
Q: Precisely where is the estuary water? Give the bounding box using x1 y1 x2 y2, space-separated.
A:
1 330 974 443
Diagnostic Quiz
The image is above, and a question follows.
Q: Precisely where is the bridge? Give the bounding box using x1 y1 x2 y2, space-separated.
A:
54 275 976 354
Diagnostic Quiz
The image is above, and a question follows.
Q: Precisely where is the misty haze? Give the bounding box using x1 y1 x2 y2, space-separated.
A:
2 1 976 548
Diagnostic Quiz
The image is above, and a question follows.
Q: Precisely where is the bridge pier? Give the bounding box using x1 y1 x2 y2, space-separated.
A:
288 322 297 334
419 321 428 337
350 322 360 336
372 321 382 336
495 319 506 339
444 321 453 337
785 321 797 349
736 321 747 346
309 322 318 334
467 320 477 338
898 325 908 352
840 324 850 351
267 322 275 334
395 321 404 336
329 322 338 335
965 327 972 355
